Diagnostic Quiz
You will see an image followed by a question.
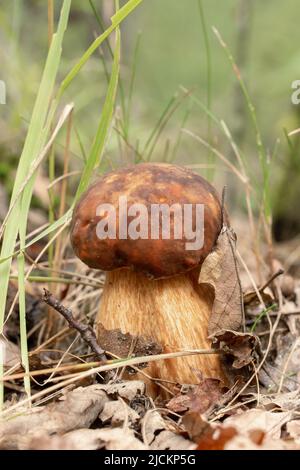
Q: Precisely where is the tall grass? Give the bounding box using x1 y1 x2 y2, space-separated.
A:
0 0 143 409
197 0 213 181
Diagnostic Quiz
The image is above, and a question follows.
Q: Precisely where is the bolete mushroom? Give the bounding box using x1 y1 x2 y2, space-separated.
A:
70 163 225 394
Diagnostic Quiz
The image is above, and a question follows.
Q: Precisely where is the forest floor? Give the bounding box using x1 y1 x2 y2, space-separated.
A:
1 203 300 451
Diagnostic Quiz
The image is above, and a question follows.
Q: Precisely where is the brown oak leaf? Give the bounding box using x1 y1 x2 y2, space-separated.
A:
198 225 243 335
166 377 226 415
211 329 261 368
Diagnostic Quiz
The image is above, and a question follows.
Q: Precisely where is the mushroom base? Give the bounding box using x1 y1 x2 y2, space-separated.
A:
97 268 226 397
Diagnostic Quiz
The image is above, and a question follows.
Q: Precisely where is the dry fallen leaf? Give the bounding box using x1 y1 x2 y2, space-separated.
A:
198 226 242 335
167 377 226 414
100 399 140 426
195 409 296 450
286 420 300 442
243 289 274 308
141 410 193 450
0 381 146 450
100 380 145 401
151 430 195 451
27 428 147 451
260 334 300 392
182 412 212 442
141 410 166 446
211 329 261 368
223 409 291 439
224 433 296 450
97 323 162 366
0 385 110 450
196 426 238 450
259 390 300 412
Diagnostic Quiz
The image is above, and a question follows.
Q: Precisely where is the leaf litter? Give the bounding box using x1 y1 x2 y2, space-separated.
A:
1 225 300 450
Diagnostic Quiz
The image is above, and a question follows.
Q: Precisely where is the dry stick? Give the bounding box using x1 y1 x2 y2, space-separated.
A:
3 221 70 328
277 337 300 394
4 352 176 397
47 109 73 338
258 268 284 293
42 289 107 363
42 290 173 394
226 259 284 409
0 104 73 242
3 361 103 382
113 125 144 162
1 348 220 418
25 252 103 286
47 171 80 190
34 326 71 354
182 129 246 183
220 119 263 284
33 336 80 388
14 222 50 251
221 187 245 331
251 360 260 407
53 110 73 269
237 249 268 310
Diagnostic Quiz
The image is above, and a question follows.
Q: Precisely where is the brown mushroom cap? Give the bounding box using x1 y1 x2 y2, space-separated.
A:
70 163 222 279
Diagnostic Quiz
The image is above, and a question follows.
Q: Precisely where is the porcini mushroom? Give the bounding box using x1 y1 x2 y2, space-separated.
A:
70 163 225 394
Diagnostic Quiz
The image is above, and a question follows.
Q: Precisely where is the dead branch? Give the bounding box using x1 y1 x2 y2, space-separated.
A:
42 289 107 363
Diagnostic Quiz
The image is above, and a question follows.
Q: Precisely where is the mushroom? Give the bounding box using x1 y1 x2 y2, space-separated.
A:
70 163 225 394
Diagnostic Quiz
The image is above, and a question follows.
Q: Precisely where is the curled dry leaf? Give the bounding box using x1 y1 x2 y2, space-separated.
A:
0 385 109 450
141 410 194 450
286 420 300 442
97 323 162 367
259 390 300 412
211 329 261 368
0 381 145 450
260 334 300 392
195 409 296 450
198 226 242 336
224 433 297 450
141 410 166 446
223 409 291 440
243 289 274 308
27 428 147 451
166 377 226 414
182 412 212 442
196 426 238 450
151 430 195 451
100 400 140 426
100 380 145 401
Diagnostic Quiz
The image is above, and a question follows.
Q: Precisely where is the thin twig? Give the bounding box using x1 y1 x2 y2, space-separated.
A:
277 338 300 394
1 348 220 417
259 269 284 293
42 289 107 362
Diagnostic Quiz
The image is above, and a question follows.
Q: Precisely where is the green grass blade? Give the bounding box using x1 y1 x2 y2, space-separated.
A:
124 30 142 138
212 26 270 218
75 27 121 198
0 0 71 332
59 0 142 97
17 252 31 400
250 304 277 332
198 0 213 180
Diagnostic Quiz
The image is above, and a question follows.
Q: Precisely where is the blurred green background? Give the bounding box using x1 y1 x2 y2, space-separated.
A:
0 0 300 241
